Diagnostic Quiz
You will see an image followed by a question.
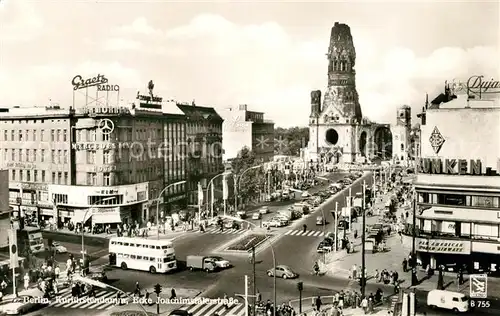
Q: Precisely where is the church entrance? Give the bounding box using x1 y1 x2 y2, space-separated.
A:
374 127 392 160
359 131 367 156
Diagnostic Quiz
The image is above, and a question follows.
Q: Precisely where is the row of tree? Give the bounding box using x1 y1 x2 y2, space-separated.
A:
274 127 309 156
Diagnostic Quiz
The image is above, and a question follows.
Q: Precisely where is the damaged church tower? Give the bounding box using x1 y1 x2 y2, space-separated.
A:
307 22 392 165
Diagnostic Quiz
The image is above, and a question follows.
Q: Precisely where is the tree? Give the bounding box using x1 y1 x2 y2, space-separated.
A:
274 127 309 156
231 147 265 202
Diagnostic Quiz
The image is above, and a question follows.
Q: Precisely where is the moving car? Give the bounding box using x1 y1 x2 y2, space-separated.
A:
301 191 310 198
262 219 281 228
3 295 49 315
427 290 469 313
316 216 326 225
87 266 108 282
208 256 231 269
236 211 247 219
224 221 241 230
51 242 67 254
267 265 298 279
252 213 262 220
272 216 289 226
259 207 270 214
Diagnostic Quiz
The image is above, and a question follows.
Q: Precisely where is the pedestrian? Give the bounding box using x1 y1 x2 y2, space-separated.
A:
54 265 60 281
134 281 141 297
223 293 229 309
171 288 176 299
22 272 29 290
303 224 307 233
361 297 368 314
402 258 407 272
315 296 322 311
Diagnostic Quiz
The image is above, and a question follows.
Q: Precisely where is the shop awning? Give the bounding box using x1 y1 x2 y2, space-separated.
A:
72 211 92 224
92 212 122 224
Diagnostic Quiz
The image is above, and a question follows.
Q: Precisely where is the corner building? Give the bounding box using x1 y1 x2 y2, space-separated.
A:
0 103 187 228
408 92 500 274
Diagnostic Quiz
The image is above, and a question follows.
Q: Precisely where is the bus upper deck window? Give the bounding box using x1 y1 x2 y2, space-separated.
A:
150 257 154 262
142 245 148 248
156 246 160 249
130 244 135 247
149 245 154 249
111 242 115 245
124 243 129 246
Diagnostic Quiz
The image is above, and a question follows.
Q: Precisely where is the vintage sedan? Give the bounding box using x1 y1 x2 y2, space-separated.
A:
259 206 270 214
51 242 67 254
252 213 262 220
267 265 298 279
3 295 48 315
262 219 281 228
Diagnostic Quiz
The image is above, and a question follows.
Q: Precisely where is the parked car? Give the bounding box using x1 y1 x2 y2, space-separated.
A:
87 266 108 282
3 295 48 315
272 216 289 226
236 211 247 219
259 207 270 214
51 242 67 254
252 213 262 220
267 265 298 279
317 238 334 253
224 220 241 230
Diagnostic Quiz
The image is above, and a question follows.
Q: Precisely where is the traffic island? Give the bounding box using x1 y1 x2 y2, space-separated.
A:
225 233 271 252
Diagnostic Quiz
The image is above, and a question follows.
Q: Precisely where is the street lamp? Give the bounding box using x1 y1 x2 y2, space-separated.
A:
82 197 115 264
155 181 187 240
235 165 263 212
206 172 232 219
222 215 277 316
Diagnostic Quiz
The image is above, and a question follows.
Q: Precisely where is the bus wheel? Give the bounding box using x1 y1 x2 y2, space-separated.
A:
149 266 156 274
121 262 128 270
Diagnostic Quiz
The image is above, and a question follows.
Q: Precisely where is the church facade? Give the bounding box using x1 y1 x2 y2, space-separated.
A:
307 22 393 164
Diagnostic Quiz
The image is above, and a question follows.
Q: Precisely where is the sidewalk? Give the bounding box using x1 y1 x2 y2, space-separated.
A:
320 189 500 297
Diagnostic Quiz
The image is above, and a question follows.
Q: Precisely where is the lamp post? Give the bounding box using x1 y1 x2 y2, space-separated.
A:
206 172 232 219
235 165 263 212
82 197 115 264
155 181 187 240
222 215 277 316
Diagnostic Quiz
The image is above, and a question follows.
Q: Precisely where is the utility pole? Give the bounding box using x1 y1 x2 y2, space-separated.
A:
361 181 366 296
334 202 339 251
297 282 303 314
154 283 162 316
252 246 256 316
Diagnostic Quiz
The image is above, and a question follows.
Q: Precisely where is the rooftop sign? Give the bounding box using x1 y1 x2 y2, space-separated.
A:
72 74 120 91
452 75 500 98
137 80 162 109
417 158 500 176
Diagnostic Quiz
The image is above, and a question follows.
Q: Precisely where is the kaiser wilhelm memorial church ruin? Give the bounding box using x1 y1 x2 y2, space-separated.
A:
307 22 407 164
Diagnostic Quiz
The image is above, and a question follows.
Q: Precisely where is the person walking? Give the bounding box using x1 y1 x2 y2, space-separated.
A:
23 273 30 290
315 296 322 312
361 297 368 314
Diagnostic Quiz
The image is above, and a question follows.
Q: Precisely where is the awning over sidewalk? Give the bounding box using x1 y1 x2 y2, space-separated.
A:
92 212 122 224
72 211 92 224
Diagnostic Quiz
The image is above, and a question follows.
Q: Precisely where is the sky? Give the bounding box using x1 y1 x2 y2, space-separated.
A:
0 0 499 127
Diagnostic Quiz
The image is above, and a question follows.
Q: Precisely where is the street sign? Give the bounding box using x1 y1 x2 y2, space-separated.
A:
470 274 488 298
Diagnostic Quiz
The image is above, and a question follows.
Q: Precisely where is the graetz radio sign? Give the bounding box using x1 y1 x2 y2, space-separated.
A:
72 74 120 91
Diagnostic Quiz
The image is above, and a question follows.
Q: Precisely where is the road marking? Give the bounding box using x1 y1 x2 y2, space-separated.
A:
284 230 327 237
284 230 292 235
306 231 315 236
313 231 322 237
180 300 245 316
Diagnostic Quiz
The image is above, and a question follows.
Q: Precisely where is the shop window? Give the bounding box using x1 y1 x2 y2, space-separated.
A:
471 196 499 208
437 193 465 206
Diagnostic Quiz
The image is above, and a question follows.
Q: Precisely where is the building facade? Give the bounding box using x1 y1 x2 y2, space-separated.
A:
0 169 11 249
405 86 500 274
176 103 224 206
307 22 392 165
0 99 188 228
391 105 412 166
221 104 275 162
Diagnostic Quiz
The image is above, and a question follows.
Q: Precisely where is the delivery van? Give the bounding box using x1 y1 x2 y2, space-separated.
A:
427 290 469 313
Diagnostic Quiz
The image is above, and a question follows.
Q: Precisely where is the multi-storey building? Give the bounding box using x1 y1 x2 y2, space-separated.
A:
404 82 500 274
391 105 411 166
176 102 224 205
220 104 274 162
0 99 187 228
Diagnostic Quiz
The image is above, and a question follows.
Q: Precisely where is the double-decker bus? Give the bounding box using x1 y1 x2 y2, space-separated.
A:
18 227 44 254
108 237 176 273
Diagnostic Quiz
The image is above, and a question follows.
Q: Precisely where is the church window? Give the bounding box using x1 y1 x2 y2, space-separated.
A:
340 61 344 71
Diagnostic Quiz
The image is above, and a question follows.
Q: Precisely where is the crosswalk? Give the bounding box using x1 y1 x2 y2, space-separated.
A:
179 301 245 316
284 230 326 237
202 227 248 235
48 286 131 310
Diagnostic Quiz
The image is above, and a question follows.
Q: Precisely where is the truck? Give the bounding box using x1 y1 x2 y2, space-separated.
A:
186 255 217 272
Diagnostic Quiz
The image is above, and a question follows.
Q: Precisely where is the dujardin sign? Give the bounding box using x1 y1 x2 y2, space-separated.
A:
137 80 162 109
452 75 500 98
417 158 500 176
72 74 120 91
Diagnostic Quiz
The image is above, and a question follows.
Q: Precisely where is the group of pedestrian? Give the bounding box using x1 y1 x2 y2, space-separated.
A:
374 269 398 285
